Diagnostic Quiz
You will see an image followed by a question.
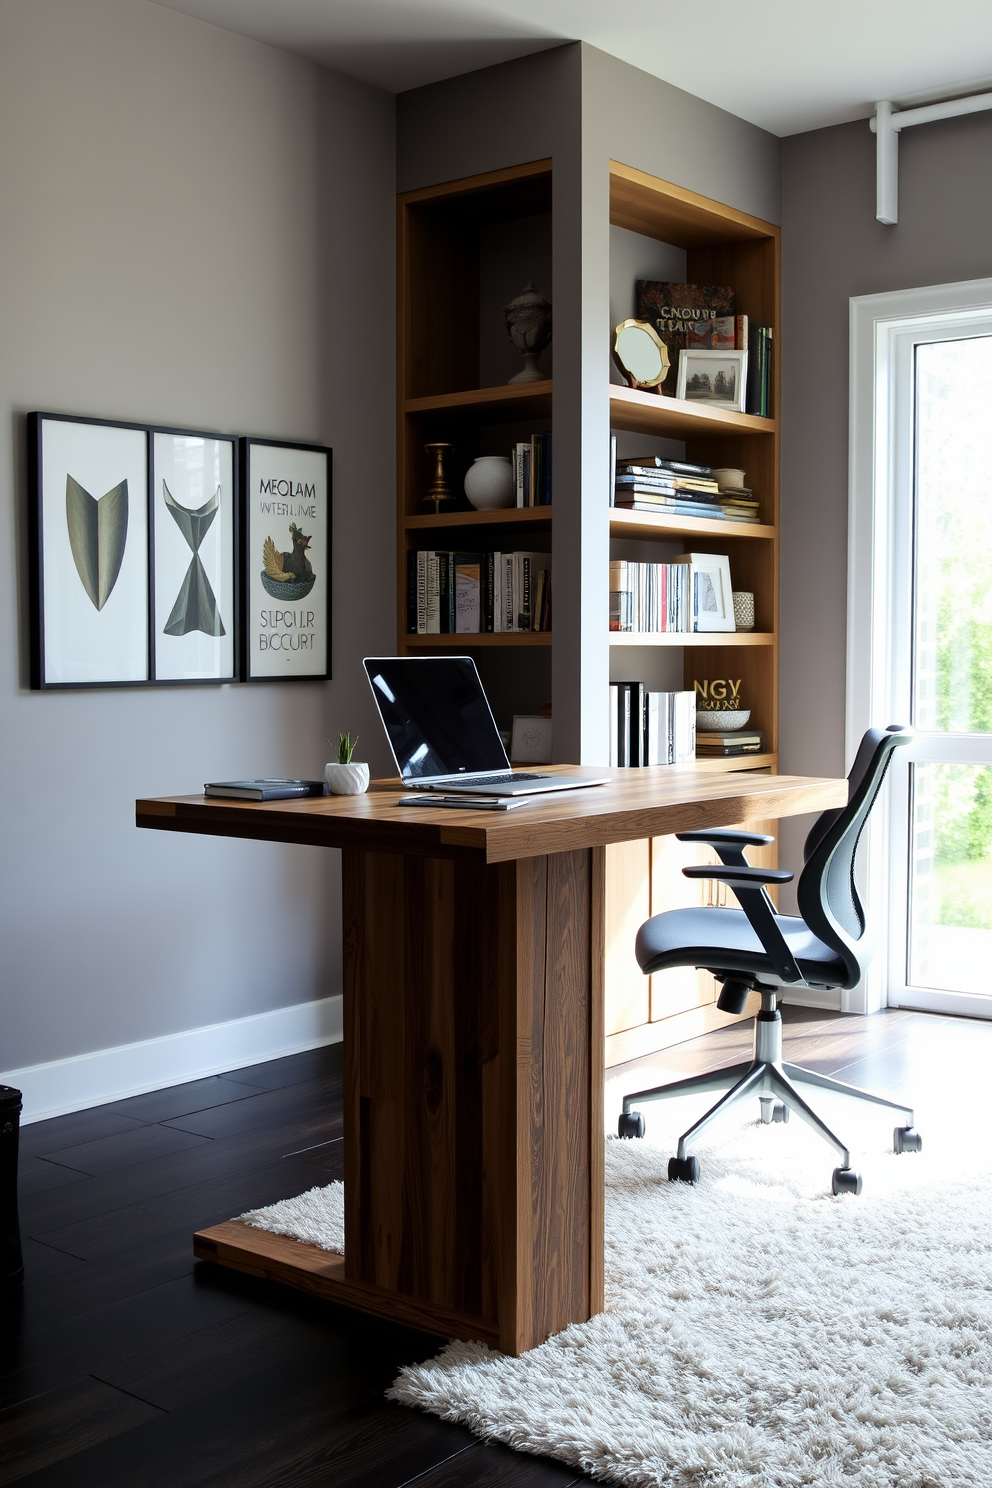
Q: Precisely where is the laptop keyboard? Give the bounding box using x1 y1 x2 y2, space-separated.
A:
439 772 546 787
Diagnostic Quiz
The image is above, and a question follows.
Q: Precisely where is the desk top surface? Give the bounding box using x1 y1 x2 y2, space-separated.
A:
136 765 847 864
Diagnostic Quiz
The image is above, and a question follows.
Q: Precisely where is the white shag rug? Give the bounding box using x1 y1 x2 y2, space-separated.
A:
240 1181 345 1252
239 1073 992 1488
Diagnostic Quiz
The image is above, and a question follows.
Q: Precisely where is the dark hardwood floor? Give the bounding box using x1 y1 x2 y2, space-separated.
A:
3 1005 989 1485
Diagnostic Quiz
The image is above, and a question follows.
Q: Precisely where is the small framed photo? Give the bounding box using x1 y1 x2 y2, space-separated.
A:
675 348 748 412
679 552 735 633
29 412 150 688
510 714 553 763
150 427 237 682
240 438 332 682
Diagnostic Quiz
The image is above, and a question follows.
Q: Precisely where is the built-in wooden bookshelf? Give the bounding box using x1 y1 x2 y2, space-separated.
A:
603 160 781 1062
395 155 781 1062
396 161 554 660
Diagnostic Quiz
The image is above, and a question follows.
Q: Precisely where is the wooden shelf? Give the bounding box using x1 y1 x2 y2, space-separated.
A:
610 385 775 441
404 632 552 648
609 631 774 647
610 508 773 542
406 507 552 531
691 752 777 773
405 382 553 420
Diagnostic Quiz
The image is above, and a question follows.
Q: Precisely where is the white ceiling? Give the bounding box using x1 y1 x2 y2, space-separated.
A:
153 0 992 137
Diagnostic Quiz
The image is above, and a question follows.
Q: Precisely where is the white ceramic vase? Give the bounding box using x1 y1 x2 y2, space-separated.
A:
324 761 370 795
464 455 514 510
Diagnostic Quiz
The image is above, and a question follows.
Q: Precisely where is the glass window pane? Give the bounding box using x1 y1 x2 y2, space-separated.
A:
909 761 992 993
914 337 992 733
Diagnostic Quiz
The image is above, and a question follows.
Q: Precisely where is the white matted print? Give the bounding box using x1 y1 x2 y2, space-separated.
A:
152 431 236 681
241 439 331 681
33 414 149 686
675 348 748 411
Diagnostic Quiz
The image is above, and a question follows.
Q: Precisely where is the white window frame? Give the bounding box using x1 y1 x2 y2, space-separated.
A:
848 276 992 1014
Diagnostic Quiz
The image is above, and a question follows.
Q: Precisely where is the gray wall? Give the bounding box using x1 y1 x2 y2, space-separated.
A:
778 109 992 892
0 0 395 1070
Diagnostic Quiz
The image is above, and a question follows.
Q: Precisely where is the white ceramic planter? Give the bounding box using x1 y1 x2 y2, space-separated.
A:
463 455 514 510
324 761 370 795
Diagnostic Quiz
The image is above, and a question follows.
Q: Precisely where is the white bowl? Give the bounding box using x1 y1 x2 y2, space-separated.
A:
696 709 751 732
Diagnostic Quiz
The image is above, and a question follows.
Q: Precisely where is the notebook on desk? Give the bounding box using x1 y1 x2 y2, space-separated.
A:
363 655 610 797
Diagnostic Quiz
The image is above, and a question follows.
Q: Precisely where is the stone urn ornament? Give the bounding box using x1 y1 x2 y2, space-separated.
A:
503 282 552 384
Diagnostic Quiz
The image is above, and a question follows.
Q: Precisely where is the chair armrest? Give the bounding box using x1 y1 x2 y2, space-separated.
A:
682 866 794 888
676 829 775 868
680 866 801 983
676 829 775 848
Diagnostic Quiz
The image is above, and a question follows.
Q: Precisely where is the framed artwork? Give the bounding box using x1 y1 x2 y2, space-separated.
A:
681 552 735 633
29 413 238 688
29 412 150 688
675 348 748 412
240 438 332 682
150 428 237 682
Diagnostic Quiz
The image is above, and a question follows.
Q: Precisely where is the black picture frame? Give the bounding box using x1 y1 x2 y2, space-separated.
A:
28 411 239 690
239 437 332 683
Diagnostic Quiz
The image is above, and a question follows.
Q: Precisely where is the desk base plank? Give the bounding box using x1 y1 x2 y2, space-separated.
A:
193 1221 499 1345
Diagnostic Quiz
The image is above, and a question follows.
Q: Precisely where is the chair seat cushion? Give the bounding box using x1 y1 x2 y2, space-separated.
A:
634 906 847 986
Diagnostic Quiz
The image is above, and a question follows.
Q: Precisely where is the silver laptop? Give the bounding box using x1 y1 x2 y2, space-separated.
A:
364 656 609 797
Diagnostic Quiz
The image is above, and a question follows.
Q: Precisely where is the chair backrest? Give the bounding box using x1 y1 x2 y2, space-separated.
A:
796 725 914 986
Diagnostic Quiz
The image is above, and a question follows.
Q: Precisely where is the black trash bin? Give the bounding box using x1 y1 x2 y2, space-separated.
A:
1 1086 23 1285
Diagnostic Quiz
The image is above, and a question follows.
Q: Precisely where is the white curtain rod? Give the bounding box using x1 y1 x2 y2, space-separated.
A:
871 91 992 224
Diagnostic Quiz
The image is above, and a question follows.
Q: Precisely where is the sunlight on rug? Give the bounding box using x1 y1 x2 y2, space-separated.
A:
239 1077 992 1487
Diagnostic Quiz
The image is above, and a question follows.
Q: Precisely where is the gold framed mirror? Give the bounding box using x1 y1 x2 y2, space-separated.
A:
612 318 670 390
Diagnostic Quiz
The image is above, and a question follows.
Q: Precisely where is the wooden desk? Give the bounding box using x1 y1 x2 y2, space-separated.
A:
136 765 845 1355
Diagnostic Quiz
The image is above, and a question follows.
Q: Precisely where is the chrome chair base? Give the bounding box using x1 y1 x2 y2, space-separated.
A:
619 992 919 1189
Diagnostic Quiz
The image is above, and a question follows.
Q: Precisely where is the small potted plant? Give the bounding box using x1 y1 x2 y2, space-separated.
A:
324 733 370 796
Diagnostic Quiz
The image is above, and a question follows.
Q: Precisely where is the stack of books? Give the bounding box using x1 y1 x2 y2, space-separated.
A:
408 550 551 634
610 451 761 524
609 559 691 633
695 728 766 759
713 481 761 521
513 433 552 507
610 685 696 767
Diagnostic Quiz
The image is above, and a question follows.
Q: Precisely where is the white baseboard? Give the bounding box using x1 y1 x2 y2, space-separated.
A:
779 986 843 1012
3 995 343 1124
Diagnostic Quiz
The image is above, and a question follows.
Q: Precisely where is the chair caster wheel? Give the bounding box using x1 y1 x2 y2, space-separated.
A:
772 1101 789 1124
894 1126 922 1153
668 1155 700 1184
831 1166 862 1196
618 1111 645 1139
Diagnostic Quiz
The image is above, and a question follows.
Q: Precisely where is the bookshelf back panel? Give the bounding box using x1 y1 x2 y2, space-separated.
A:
684 646 776 755
687 238 778 345
405 206 480 398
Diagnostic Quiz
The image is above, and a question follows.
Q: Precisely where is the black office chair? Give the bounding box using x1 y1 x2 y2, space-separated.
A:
618 725 921 1195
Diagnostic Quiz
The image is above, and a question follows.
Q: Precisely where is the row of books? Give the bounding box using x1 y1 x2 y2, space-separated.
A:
634 281 773 415
696 728 766 758
610 685 696 767
609 558 694 633
407 550 551 634
610 450 761 524
513 433 552 506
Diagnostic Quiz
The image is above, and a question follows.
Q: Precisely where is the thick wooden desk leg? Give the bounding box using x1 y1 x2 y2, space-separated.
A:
342 846 605 1356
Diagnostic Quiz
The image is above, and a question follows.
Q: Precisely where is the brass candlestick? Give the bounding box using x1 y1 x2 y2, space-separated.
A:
423 442 455 513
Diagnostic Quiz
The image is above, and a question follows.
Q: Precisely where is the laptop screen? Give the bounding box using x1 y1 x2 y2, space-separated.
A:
364 656 510 781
